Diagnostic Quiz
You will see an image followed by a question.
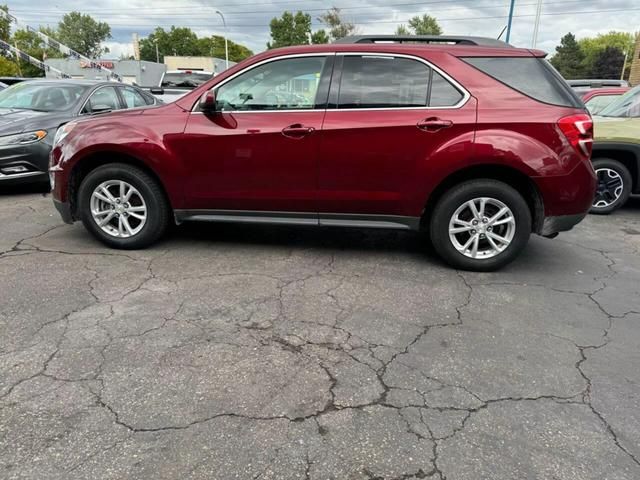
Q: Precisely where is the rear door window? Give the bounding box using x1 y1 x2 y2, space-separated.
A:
336 55 465 109
463 57 582 107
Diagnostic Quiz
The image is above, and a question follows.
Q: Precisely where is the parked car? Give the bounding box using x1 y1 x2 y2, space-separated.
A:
50 35 596 271
579 87 629 115
0 79 160 185
591 85 640 214
0 76 31 86
149 70 214 103
567 79 629 89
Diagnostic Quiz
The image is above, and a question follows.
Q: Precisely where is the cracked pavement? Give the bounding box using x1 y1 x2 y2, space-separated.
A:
1 187 639 480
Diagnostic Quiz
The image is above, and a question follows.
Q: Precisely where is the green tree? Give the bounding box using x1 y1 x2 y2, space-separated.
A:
56 11 111 58
267 11 312 49
0 5 11 42
196 35 253 63
311 29 330 45
12 28 61 77
550 33 585 79
139 27 200 62
592 46 626 79
317 7 356 41
579 31 635 78
396 14 442 36
0 55 18 76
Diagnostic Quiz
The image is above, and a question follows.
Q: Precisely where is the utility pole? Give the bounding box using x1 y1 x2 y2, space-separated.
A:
215 10 229 70
154 39 159 64
531 0 543 48
505 0 516 44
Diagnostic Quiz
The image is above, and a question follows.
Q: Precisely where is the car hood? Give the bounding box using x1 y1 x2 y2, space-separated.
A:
593 116 640 144
0 108 74 136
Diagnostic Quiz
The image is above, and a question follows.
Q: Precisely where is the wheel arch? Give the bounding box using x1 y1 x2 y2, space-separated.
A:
68 151 173 221
591 142 640 194
422 163 545 234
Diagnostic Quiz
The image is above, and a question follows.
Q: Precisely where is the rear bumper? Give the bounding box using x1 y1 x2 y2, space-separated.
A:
53 199 73 224
540 212 587 236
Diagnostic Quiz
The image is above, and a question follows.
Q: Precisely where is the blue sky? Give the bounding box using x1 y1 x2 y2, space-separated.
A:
6 0 640 58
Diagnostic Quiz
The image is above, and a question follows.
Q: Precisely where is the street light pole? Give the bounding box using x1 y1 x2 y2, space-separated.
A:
531 0 543 48
215 10 229 70
505 0 516 44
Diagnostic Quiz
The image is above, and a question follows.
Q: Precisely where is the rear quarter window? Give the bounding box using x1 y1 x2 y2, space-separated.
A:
462 57 582 108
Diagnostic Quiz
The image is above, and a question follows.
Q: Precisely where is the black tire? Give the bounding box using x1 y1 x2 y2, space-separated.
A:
590 158 632 215
429 179 532 272
77 163 170 249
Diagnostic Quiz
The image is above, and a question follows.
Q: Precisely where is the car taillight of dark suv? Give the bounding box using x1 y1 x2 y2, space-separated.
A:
49 35 596 271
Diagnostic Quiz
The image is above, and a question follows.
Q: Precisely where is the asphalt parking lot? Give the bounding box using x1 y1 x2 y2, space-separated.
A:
1 187 639 480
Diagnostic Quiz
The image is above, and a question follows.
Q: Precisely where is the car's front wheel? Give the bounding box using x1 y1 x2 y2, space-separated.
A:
590 158 632 215
77 163 170 249
430 179 532 271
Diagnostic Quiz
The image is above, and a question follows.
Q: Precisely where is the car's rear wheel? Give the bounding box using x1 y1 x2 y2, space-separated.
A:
430 179 532 271
78 163 170 249
590 158 632 215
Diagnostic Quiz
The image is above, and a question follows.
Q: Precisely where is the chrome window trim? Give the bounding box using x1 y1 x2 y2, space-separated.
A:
189 51 470 114
335 52 470 110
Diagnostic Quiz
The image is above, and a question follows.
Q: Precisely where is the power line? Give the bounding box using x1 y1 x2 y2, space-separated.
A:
10 0 603 15
16 6 640 28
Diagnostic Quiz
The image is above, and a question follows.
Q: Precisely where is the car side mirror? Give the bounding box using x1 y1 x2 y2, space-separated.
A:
199 90 217 114
90 104 112 114
150 87 164 95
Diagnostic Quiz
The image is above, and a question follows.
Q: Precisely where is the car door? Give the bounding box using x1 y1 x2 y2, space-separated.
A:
181 54 333 213
317 53 477 222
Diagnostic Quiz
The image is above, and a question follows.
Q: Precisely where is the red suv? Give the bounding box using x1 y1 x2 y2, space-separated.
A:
49 35 596 271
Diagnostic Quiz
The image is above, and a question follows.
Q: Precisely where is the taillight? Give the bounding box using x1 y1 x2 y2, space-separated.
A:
558 114 593 158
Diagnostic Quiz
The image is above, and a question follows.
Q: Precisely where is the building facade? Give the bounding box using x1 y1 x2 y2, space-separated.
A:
629 33 640 87
44 59 166 87
163 56 235 74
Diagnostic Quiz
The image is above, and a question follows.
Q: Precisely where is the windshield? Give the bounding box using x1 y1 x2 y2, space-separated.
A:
161 72 212 88
0 82 89 112
598 85 640 118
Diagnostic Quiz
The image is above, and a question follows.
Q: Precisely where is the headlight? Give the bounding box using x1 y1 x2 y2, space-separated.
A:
53 122 77 146
0 130 47 146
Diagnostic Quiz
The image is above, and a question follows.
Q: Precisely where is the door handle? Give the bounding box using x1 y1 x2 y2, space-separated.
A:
417 117 453 132
282 124 315 139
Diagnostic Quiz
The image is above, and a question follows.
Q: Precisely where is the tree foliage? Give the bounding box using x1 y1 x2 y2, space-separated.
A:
139 27 252 63
592 46 626 79
0 55 18 76
12 28 61 77
310 29 330 45
396 14 442 36
267 11 312 49
56 11 111 58
0 4 11 42
317 7 356 41
267 10 331 48
550 31 637 80
579 31 635 77
550 33 586 79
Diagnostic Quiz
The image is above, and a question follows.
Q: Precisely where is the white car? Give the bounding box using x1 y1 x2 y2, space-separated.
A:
149 70 214 103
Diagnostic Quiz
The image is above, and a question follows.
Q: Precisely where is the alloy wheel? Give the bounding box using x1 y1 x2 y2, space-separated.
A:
593 168 623 209
90 180 147 238
448 197 516 259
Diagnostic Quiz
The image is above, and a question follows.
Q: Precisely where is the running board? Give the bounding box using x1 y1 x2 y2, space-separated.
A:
174 210 420 231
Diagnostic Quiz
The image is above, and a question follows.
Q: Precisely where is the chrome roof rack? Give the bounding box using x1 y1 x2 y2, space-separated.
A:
334 35 512 48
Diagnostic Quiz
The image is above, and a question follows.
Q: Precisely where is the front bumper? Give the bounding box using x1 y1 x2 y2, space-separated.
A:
0 140 51 185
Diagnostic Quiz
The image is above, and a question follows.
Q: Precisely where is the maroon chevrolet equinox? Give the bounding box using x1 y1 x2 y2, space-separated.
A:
49 35 596 271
